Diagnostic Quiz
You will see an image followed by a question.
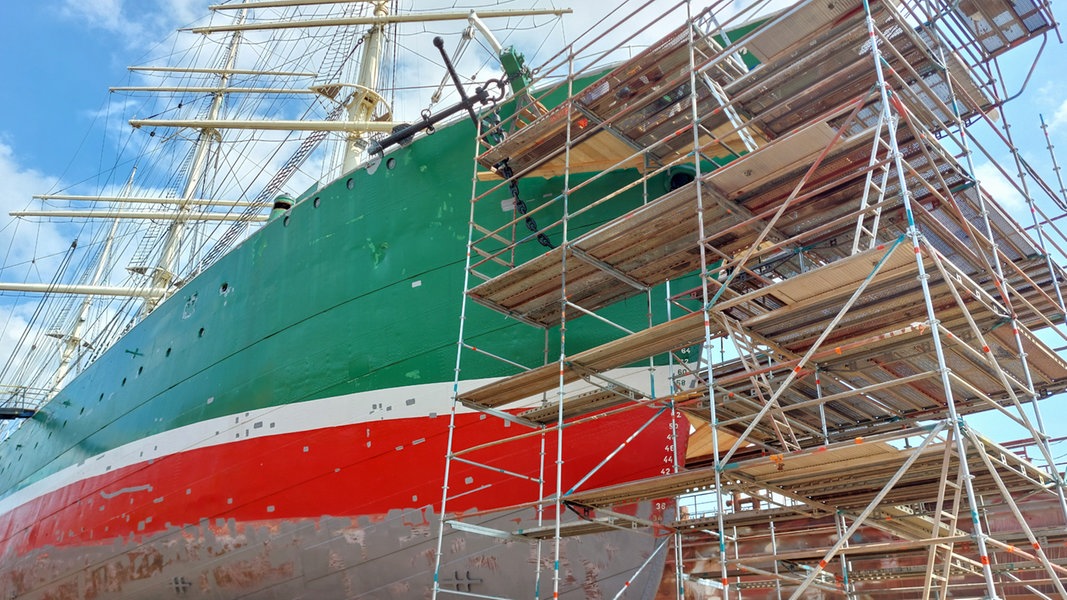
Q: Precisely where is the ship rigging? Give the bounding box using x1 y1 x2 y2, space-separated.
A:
0 1 567 415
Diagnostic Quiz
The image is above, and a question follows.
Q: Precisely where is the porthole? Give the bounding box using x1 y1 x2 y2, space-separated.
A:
283 215 290 227
165 347 172 357
313 197 321 208
346 178 355 190
219 282 229 294
664 165 697 192
198 328 205 338
138 366 143 375
121 378 127 387
668 171 695 190
386 157 397 170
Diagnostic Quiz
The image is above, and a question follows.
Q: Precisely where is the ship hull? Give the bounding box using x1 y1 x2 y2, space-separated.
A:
1 380 684 599
0 57 684 597
10 509 671 600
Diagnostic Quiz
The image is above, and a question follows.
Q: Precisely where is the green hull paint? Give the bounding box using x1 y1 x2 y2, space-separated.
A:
0 100 684 499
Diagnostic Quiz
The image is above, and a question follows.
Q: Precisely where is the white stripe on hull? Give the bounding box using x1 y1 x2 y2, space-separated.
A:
0 366 670 517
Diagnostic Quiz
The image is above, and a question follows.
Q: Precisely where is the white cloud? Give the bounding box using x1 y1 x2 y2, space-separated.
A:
1049 97 1067 133
59 0 126 33
973 160 1026 212
0 140 72 393
0 140 69 276
0 141 58 206
59 0 208 50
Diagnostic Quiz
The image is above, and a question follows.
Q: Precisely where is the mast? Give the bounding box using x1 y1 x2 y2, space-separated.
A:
57 4 569 314
141 8 248 314
343 0 389 173
189 4 570 173
47 170 137 396
0 2 574 407
142 1 386 305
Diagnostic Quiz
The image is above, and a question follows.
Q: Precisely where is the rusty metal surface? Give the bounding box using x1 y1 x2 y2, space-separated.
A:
3 505 670 599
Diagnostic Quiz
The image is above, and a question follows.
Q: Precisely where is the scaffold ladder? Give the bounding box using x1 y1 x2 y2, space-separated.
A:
720 314 801 453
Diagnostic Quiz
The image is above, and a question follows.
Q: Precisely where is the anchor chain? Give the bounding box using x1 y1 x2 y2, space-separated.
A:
498 159 553 249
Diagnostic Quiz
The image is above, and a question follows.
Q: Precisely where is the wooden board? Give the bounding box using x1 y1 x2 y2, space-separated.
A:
459 311 712 408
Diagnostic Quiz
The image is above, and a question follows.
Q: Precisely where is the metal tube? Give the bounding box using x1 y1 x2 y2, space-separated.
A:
861 0 1000 593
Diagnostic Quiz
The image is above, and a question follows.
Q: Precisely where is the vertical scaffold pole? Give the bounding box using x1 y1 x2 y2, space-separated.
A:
787 423 949 599
834 512 856 599
935 43 1067 522
665 281 688 600
431 110 488 600
534 423 547 598
815 368 828 443
860 2 1000 596
994 60 1067 312
1041 113 1067 206
769 520 782 600
550 46 577 600
685 1 729 596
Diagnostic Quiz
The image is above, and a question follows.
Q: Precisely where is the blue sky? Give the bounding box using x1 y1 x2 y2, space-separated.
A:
0 2 203 174
0 1 1065 458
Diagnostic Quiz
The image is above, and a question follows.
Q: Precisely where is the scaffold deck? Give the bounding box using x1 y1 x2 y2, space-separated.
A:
442 0 1067 596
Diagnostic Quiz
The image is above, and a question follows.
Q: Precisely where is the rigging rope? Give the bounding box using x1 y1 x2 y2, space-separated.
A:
0 241 78 390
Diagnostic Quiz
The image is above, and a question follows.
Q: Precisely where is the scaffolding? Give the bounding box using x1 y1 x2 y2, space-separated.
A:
434 0 1067 597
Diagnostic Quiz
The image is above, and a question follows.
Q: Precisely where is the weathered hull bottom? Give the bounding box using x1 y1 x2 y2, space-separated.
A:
9 504 671 600
0 385 682 599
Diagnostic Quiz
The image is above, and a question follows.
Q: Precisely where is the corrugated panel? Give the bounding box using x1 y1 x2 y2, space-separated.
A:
743 0 861 64
707 121 839 197
954 0 1053 56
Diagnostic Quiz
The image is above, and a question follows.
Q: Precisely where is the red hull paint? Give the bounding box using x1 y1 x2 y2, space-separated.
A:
0 406 684 559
